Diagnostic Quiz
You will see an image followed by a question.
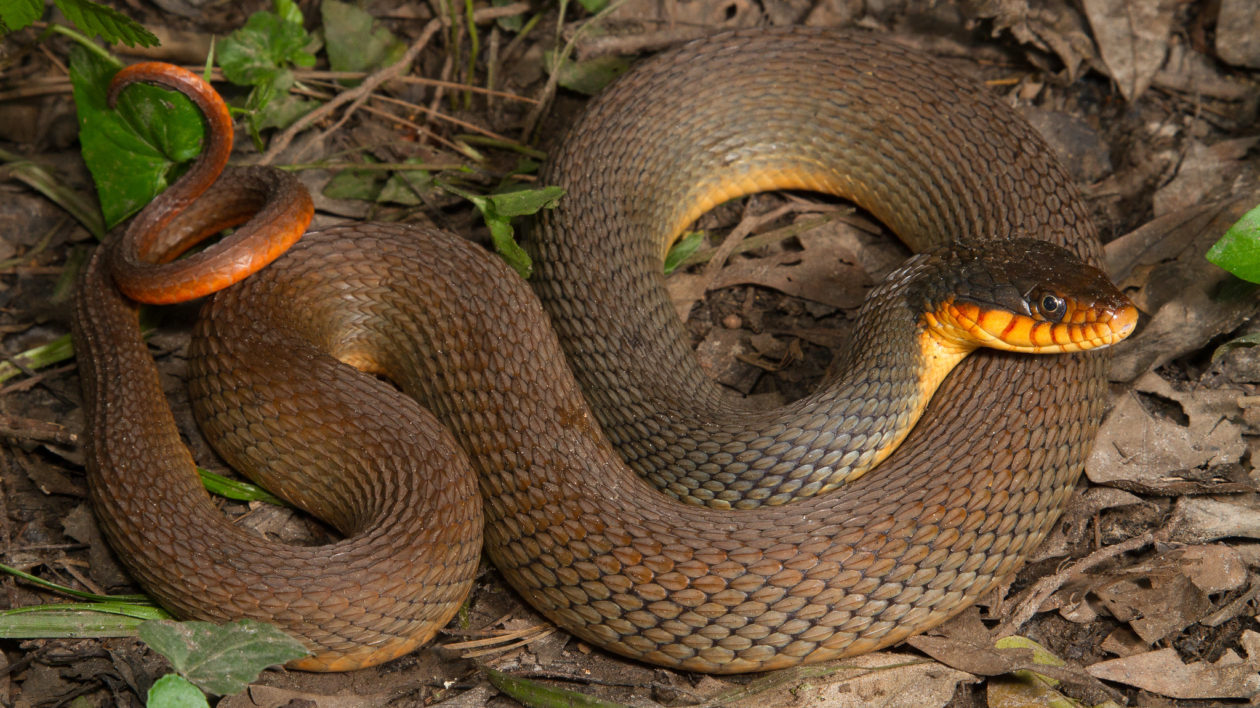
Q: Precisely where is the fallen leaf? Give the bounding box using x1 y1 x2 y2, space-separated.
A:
1099 627 1147 657
1169 497 1260 544
968 0 1096 79
1152 137 1259 217
1093 571 1211 644
1104 193 1260 382
722 652 974 708
1086 371 1248 491
1174 544 1249 594
1215 0 1260 69
220 684 394 708
1081 0 1176 101
1087 647 1260 699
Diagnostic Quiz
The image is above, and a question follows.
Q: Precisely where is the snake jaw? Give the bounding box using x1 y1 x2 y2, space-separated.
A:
937 297 1138 354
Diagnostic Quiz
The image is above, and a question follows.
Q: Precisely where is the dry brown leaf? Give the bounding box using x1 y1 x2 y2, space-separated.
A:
1099 627 1148 657
1081 0 1175 101
1093 572 1211 644
1030 486 1146 561
221 684 388 708
1216 0 1260 69
1103 193 1260 382
724 652 973 708
1174 544 1249 594
968 0 1096 78
702 230 868 311
1086 371 1247 491
1169 497 1260 544
1086 647 1260 699
1152 137 1260 217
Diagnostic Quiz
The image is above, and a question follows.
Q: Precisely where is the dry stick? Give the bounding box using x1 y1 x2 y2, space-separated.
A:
520 0 632 141
292 83 465 154
573 27 710 59
259 2 530 166
301 78 515 144
993 529 1159 639
306 70 538 103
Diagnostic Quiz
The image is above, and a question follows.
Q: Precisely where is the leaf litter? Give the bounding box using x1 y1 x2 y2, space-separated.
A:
4 0 1260 706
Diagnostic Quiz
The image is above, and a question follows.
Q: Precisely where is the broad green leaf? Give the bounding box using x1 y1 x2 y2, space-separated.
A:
379 170 433 206
440 184 564 278
485 205 534 278
139 619 309 696
218 8 315 87
148 674 211 708
322 0 406 75
1207 202 1260 284
218 4 316 145
0 0 42 35
71 46 204 227
55 0 159 47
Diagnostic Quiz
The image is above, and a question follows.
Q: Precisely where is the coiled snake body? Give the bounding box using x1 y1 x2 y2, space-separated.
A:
73 28 1134 672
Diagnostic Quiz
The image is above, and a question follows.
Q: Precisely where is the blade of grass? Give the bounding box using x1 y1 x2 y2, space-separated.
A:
0 149 106 239
0 562 152 603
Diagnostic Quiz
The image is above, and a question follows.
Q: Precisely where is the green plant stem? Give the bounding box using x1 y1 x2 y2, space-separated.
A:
45 24 121 67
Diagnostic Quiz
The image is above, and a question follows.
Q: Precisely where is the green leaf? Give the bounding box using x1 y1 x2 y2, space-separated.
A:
55 0 159 47
484 185 565 217
0 604 169 638
0 0 42 35
219 8 315 87
379 170 433 206
546 52 629 95
485 667 634 708
139 619 309 696
0 562 152 603
440 184 564 278
274 0 304 25
322 0 406 75
148 674 211 708
70 46 205 227
323 167 385 200
664 231 704 274
198 469 287 505
1206 202 1260 284
575 0 608 12
218 3 317 146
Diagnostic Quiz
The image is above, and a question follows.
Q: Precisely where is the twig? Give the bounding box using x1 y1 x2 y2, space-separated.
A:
994 530 1159 638
260 2 529 166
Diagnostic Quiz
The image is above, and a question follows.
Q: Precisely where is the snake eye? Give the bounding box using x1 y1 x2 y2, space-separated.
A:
1038 293 1066 322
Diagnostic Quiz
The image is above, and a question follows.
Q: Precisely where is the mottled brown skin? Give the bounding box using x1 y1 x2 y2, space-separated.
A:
73 28 1128 673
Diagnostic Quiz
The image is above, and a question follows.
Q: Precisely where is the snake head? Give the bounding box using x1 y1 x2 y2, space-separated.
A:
922 238 1138 355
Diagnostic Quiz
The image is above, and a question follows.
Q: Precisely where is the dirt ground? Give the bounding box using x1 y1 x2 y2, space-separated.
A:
2 0 1260 706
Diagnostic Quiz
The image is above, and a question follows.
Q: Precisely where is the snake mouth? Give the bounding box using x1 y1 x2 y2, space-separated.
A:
937 297 1139 354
